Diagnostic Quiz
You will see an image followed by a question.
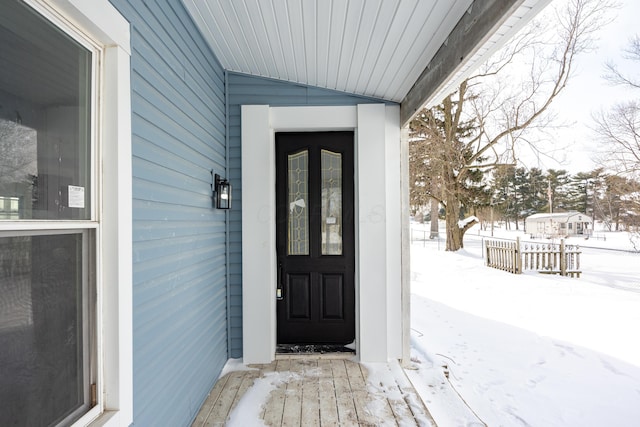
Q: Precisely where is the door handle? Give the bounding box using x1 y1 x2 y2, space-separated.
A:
276 261 284 300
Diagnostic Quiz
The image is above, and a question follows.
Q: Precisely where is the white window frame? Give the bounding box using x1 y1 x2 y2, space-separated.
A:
0 1 133 426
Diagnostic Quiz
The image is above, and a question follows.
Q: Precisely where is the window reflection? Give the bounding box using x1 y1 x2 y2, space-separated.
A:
0 120 37 219
0 0 92 220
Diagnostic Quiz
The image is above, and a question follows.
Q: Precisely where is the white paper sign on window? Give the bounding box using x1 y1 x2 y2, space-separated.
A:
68 185 85 208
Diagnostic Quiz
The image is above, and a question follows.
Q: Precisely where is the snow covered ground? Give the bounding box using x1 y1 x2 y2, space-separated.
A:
409 224 640 427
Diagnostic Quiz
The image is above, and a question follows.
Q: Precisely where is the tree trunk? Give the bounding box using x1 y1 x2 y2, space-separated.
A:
429 198 439 238
444 192 479 251
444 194 463 251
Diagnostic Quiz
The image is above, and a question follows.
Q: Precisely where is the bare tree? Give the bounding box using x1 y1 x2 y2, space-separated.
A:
409 0 615 251
594 32 640 240
593 101 640 176
603 35 640 89
595 34 640 177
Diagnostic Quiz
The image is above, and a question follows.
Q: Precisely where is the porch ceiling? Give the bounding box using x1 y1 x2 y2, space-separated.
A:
183 0 550 124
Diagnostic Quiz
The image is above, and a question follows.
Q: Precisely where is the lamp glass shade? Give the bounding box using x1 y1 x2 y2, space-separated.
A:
216 178 231 209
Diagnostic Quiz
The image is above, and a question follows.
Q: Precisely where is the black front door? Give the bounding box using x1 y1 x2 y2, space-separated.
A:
276 131 355 344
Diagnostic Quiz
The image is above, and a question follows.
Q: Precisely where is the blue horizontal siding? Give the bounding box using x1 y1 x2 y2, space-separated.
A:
133 220 225 241
226 72 392 358
131 88 224 164
108 1 228 426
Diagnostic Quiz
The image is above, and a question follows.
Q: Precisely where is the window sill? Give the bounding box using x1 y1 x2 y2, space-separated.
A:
86 410 117 427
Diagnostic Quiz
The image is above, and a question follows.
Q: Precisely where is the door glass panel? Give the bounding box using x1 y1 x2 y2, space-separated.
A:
321 150 342 255
288 150 309 255
0 1 92 220
0 232 90 427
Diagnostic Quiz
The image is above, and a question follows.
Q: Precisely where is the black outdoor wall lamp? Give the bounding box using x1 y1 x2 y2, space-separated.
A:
212 171 231 209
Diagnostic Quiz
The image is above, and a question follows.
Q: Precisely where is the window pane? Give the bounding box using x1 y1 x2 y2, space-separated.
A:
0 1 92 220
321 150 342 255
0 233 90 426
288 150 309 255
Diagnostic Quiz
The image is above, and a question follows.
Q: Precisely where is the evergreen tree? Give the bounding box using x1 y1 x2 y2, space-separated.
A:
491 165 516 228
567 171 599 213
588 168 609 223
523 167 546 216
545 169 571 212
512 167 532 230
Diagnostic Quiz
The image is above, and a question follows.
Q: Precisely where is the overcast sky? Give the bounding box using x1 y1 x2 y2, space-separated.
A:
521 0 639 174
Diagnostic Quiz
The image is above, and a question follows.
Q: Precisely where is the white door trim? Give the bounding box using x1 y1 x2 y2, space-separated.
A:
241 104 402 364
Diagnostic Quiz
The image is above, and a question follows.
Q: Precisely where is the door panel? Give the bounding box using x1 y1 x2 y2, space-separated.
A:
321 274 344 320
276 132 355 344
287 274 311 319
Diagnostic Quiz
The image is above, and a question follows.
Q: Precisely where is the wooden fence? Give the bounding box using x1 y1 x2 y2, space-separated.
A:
484 239 521 274
485 237 582 278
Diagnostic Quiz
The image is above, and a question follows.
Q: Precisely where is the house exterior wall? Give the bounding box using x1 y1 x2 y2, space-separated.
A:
107 1 228 425
525 213 592 238
227 73 391 358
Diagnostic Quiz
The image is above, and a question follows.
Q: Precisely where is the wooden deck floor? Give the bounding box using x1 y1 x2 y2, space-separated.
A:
192 355 436 426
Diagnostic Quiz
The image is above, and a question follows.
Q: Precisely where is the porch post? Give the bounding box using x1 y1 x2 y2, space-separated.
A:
241 105 276 364
400 124 411 365
357 104 388 362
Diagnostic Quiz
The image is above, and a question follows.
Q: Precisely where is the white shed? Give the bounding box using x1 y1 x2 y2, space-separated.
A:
525 212 593 238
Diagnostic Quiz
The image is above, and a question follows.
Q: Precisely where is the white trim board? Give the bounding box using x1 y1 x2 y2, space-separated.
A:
241 104 403 364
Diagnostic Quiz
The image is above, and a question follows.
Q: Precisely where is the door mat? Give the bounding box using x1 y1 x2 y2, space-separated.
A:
276 344 355 354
